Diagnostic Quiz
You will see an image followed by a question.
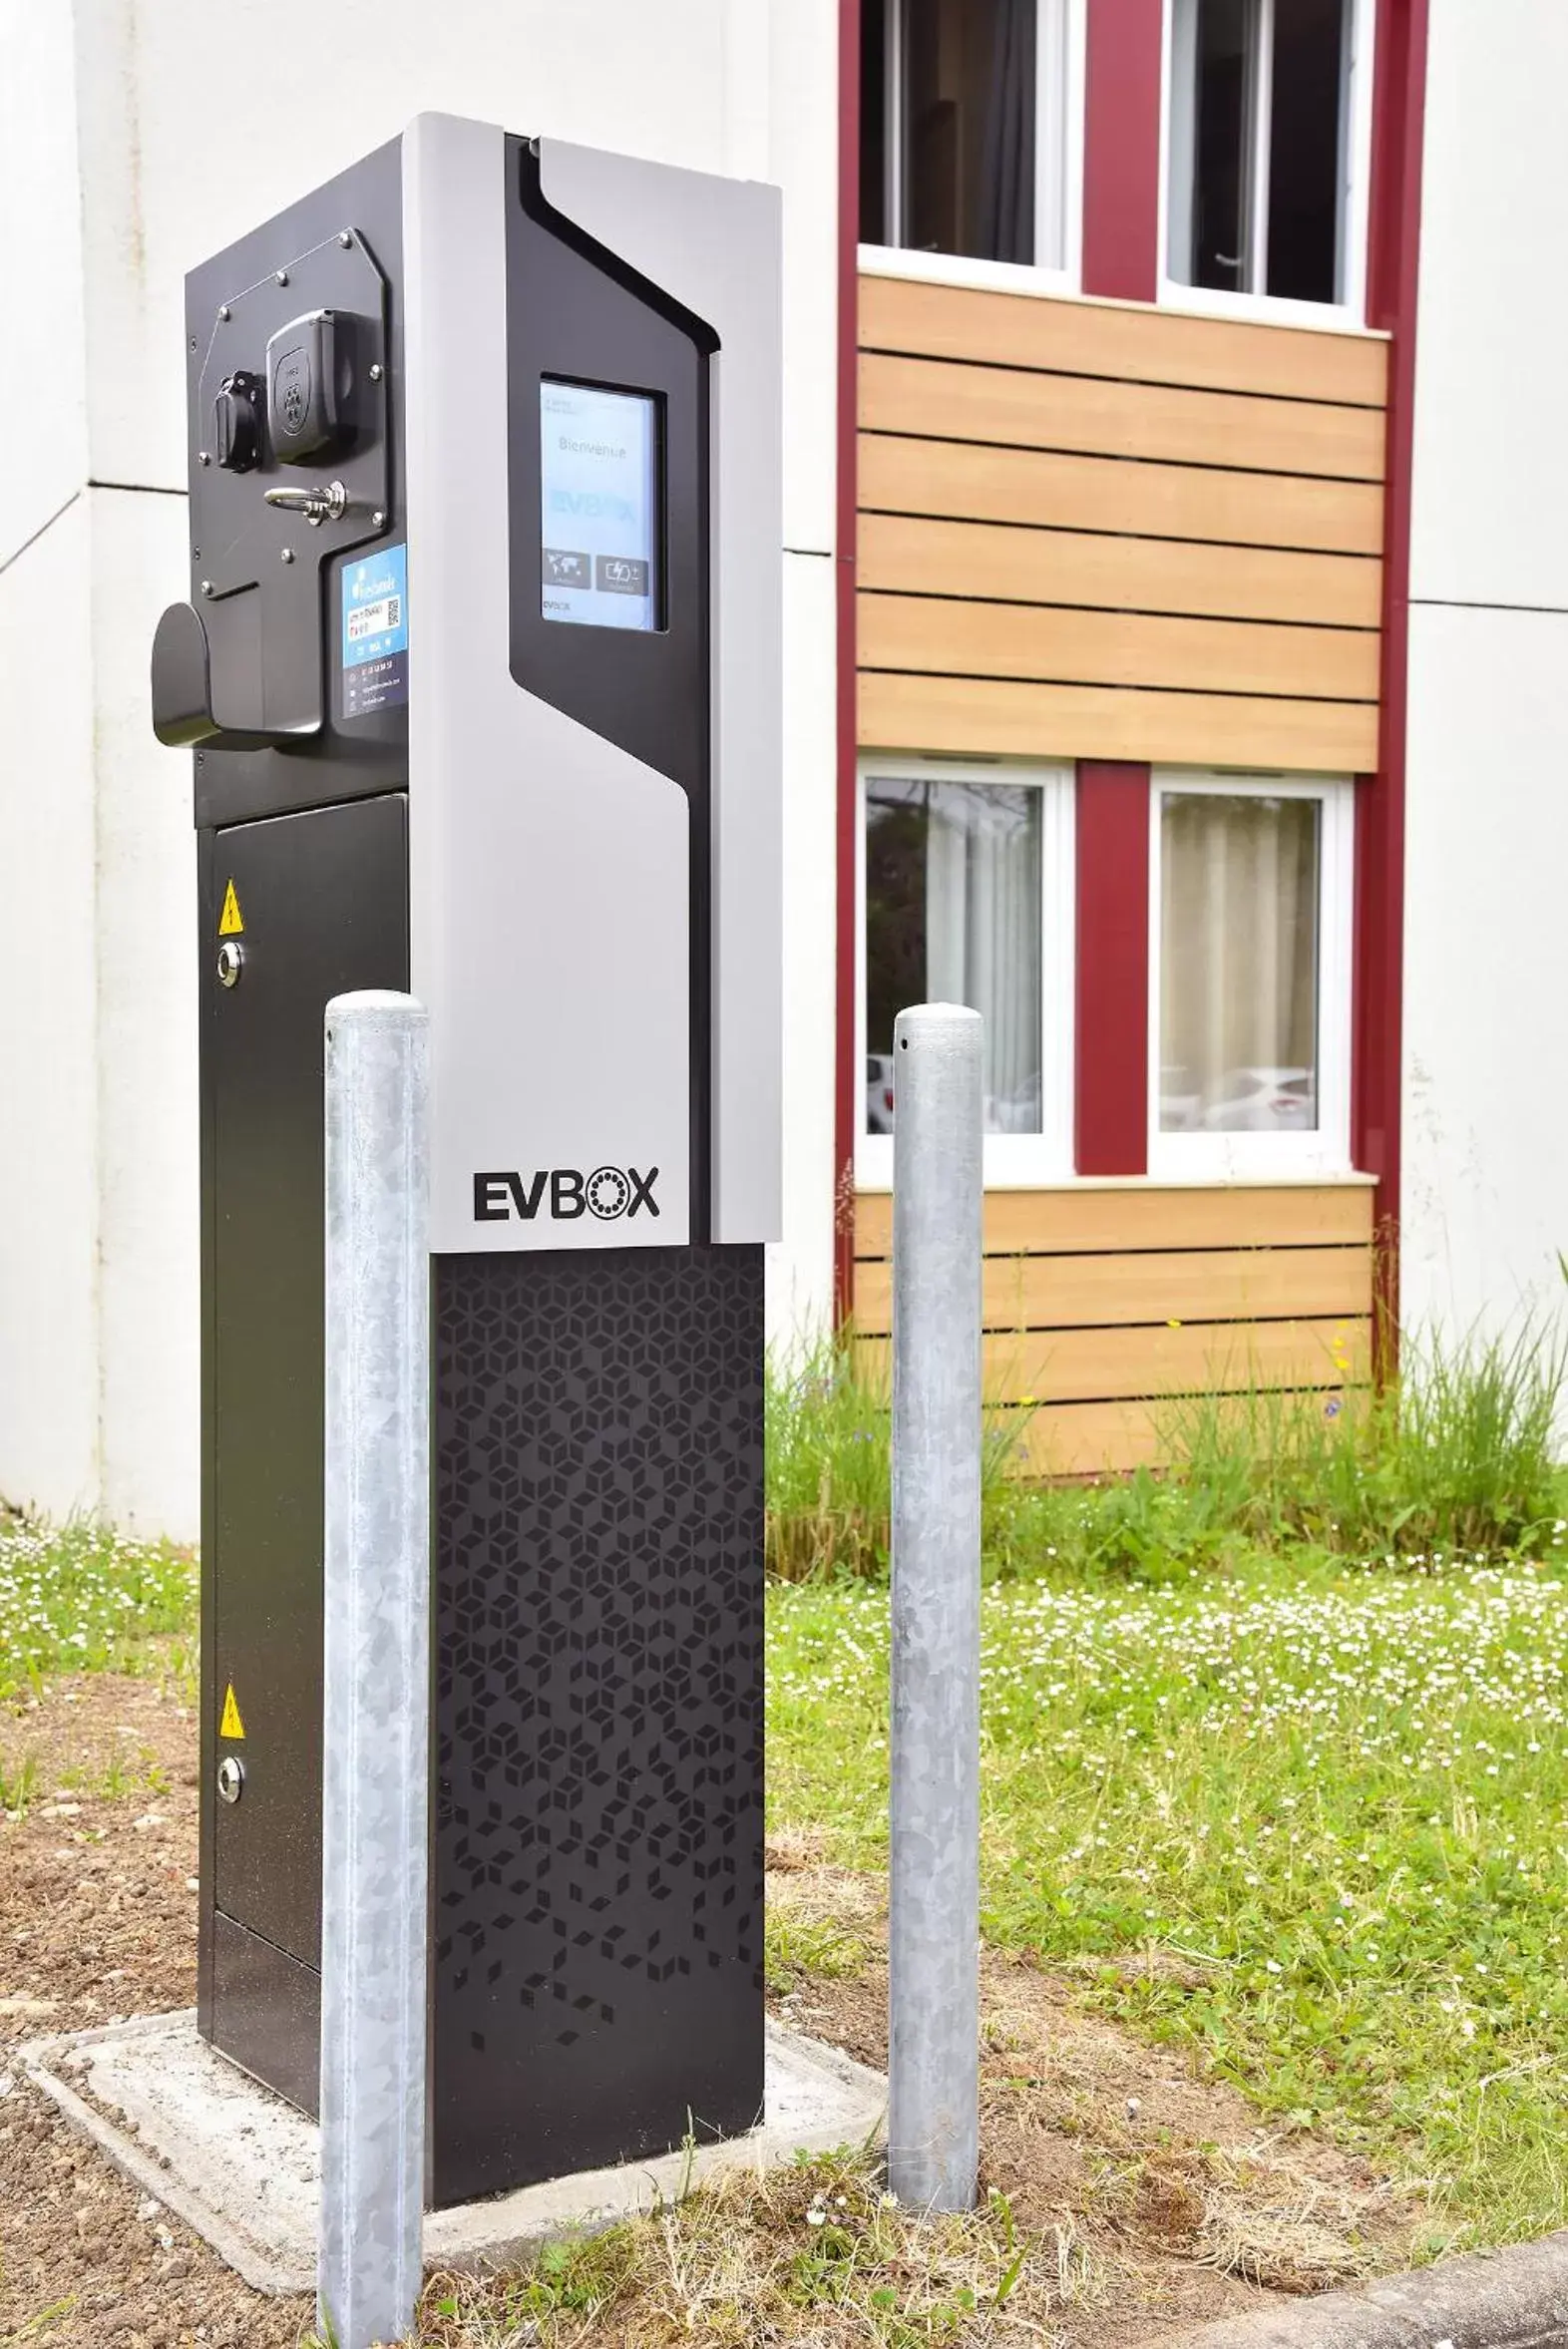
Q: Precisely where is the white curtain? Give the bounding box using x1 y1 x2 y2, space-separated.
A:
925 783 1041 1132
1160 793 1319 1131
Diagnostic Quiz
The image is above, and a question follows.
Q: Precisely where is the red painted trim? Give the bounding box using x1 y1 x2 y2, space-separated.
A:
1075 762 1151 1176
1354 0 1431 1366
833 0 862 1325
1081 0 1165 302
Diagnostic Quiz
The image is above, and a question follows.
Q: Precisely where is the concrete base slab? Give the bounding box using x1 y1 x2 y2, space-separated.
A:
22 2010 887 2298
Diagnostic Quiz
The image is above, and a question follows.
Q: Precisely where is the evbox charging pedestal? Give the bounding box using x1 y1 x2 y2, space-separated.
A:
150 115 781 2208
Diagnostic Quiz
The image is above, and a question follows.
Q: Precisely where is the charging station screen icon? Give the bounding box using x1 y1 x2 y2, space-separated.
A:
540 382 660 632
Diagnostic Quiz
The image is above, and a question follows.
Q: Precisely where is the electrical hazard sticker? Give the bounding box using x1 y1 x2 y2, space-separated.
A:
218 880 244 938
219 1683 245 1740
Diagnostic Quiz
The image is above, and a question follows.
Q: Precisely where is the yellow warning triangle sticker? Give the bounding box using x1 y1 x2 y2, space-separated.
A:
218 880 244 938
219 1683 245 1740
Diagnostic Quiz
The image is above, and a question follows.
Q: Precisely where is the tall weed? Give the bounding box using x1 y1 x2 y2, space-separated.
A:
766 1314 1567 1582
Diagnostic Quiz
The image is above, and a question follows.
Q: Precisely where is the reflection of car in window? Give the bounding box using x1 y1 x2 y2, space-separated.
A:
1206 1067 1317 1132
867 1052 897 1134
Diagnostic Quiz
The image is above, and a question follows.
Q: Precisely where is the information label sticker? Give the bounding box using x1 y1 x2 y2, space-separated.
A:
341 543 409 717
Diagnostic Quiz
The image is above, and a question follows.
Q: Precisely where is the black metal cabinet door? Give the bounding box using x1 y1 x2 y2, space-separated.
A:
207 794 408 1968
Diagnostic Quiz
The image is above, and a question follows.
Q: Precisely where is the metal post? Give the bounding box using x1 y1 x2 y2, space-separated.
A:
888 1002 983 2213
318 991 431 2349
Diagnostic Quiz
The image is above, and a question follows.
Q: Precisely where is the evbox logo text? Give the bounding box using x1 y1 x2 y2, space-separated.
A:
473 1167 659 1223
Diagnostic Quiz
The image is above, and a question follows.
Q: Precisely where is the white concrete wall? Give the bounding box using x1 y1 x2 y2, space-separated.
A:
1402 0 1568 1347
0 0 840 1532
0 502 100 1515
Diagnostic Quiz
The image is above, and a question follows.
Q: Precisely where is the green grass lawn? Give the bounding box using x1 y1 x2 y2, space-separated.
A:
769 1553 1568 2253
8 1507 1568 2255
0 1516 195 1704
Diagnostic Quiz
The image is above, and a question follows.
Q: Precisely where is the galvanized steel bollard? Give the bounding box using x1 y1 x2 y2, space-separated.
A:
888 1002 983 2212
319 991 431 2349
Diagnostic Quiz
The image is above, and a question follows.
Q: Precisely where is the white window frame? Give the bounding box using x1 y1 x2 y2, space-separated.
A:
1148 770 1354 1181
858 0 1087 298
1158 0 1377 329
857 754 1075 1191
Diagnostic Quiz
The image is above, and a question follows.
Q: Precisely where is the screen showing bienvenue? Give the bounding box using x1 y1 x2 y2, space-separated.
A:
540 382 660 632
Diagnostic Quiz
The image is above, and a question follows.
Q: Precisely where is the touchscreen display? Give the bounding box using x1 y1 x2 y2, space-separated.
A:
540 382 660 631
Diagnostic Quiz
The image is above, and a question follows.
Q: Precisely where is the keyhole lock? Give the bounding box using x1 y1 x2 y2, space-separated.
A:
216 940 244 989
216 1756 245 1805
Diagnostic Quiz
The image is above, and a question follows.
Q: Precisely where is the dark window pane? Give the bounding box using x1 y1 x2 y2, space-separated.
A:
1193 0 1254 289
903 0 1035 263
860 0 888 245
865 779 1042 1135
1266 0 1346 302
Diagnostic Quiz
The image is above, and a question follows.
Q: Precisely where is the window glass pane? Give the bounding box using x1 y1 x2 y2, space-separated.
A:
1266 0 1346 302
860 0 889 244
865 779 1042 1135
904 0 1037 264
1190 0 1256 290
1159 794 1320 1134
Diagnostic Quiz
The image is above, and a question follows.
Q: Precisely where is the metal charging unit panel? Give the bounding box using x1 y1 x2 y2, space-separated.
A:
158 115 782 2206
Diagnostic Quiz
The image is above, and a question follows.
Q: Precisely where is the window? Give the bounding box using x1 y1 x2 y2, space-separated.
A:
859 757 1073 1184
860 0 1083 288
1164 0 1373 317
1149 773 1353 1176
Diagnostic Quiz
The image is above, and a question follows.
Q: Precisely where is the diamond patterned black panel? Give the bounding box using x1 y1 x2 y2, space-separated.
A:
431 1244 765 2208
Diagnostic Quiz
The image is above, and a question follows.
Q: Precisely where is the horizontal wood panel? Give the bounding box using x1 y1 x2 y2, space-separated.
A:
860 668 1379 771
859 512 1381 629
861 354 1386 482
1003 1392 1367 1477
853 1184 1373 1256
860 273 1389 408
859 435 1384 557
860 591 1379 703
857 1317 1371 1405
854 1243 1372 1337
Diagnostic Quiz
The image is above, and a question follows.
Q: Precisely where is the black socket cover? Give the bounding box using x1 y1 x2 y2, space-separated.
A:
212 371 262 472
265 308 344 464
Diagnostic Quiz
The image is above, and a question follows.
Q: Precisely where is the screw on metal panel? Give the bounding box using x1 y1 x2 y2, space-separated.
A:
275 268 289 286
372 511 386 529
281 547 295 564
217 305 230 321
192 549 199 561
368 363 384 383
197 451 210 467
199 580 213 596
338 229 353 247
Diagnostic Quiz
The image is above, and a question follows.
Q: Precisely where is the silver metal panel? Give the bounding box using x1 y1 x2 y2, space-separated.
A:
403 114 692 1253
539 139 783 1247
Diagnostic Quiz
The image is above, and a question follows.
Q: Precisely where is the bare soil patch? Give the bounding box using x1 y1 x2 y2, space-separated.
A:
768 1850 1420 2345
0 1671 311 2346
1 1684 1415 2347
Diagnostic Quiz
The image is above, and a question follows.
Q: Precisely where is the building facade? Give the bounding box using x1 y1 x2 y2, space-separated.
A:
0 0 1560 1534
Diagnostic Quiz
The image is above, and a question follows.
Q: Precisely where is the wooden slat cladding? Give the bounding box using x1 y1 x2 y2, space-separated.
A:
852 1182 1375 1476
854 1242 1372 1336
860 437 1384 558
860 593 1379 702
856 274 1388 772
855 1318 1370 1405
853 1182 1373 1256
860 511 1382 627
859 272 1389 406
860 671 1380 773
860 353 1386 481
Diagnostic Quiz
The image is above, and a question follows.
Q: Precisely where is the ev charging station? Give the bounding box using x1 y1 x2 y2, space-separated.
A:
151 114 781 2208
